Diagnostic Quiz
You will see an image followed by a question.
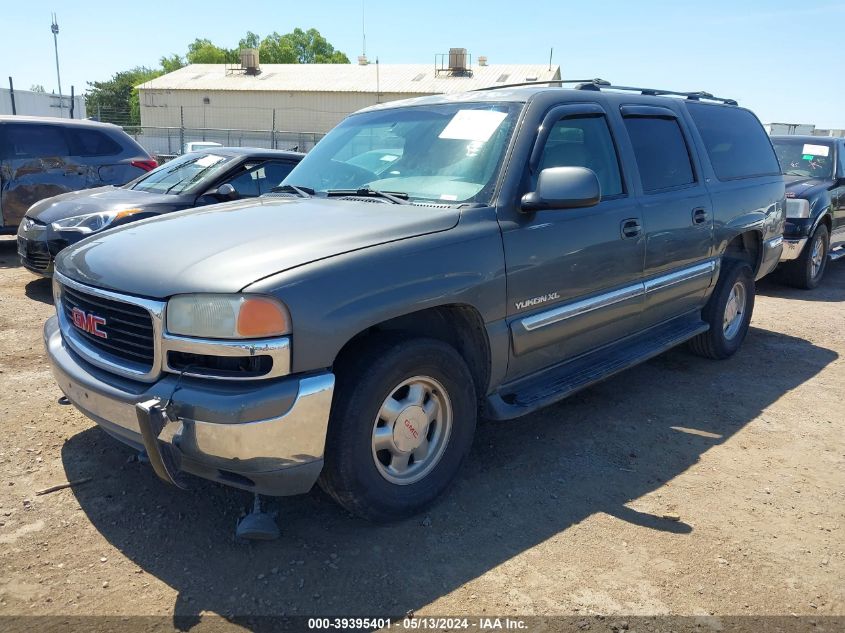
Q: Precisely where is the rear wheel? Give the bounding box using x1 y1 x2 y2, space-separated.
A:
319 337 477 522
781 224 829 289
688 260 755 360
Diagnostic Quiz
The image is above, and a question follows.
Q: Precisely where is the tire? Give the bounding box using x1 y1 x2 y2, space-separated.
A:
688 259 755 360
780 223 829 290
319 336 477 522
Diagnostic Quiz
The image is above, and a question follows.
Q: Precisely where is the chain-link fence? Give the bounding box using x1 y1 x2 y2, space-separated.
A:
122 126 323 161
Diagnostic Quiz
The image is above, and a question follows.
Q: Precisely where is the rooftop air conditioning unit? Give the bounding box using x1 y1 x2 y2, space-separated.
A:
240 48 260 75
448 48 468 72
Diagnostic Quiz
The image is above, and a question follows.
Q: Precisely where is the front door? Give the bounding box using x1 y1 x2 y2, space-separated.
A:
620 106 714 328
500 104 645 381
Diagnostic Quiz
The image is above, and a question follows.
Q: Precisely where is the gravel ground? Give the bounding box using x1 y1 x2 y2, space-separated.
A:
0 235 842 628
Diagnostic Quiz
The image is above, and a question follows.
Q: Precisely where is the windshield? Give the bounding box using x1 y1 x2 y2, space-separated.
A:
772 139 834 179
128 153 233 195
281 102 521 204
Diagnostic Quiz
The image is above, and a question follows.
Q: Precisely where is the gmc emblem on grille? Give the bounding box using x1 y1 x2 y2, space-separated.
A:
71 307 107 339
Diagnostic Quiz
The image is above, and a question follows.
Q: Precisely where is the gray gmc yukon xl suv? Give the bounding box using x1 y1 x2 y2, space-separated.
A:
44 82 785 522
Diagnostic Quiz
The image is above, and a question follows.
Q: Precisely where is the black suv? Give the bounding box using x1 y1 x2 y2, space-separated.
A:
771 135 845 288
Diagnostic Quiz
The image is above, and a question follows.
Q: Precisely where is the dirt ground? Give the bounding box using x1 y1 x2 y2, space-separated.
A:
0 234 842 628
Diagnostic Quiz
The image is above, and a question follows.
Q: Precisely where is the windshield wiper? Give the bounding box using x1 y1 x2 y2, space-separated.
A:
326 187 409 204
269 184 314 198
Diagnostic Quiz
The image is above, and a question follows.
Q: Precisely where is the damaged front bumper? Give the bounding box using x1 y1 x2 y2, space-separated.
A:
44 316 334 496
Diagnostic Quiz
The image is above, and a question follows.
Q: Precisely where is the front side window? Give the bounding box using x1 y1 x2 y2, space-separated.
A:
624 116 695 192
128 153 233 195
772 138 834 180
226 161 298 197
535 115 623 198
2 123 69 158
282 102 522 205
688 103 781 180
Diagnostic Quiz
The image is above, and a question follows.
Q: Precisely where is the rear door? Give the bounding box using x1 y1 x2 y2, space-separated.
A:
0 122 84 228
621 106 715 328
501 103 645 381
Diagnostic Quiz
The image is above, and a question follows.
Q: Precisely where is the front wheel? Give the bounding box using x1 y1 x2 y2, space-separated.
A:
319 337 477 522
688 260 755 360
781 224 829 290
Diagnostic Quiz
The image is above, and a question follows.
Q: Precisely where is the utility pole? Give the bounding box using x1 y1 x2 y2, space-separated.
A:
51 13 64 117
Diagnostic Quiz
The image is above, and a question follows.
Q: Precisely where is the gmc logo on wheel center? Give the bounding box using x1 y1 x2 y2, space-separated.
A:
70 307 107 339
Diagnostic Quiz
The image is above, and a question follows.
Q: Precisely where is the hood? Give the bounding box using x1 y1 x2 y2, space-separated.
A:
26 186 186 224
56 196 460 297
784 175 831 200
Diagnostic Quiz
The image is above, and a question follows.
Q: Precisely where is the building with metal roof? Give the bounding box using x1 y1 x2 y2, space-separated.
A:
136 55 561 142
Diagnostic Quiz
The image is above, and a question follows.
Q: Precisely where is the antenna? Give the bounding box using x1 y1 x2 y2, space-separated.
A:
51 12 64 117
362 0 366 58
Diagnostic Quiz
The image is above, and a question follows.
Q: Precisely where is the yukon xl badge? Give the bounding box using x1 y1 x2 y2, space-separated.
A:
515 292 560 311
71 307 108 339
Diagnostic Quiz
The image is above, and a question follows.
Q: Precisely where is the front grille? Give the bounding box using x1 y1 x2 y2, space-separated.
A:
61 284 155 370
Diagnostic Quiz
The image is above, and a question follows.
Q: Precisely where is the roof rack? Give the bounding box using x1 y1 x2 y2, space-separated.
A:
472 78 611 92
574 81 738 105
472 78 738 105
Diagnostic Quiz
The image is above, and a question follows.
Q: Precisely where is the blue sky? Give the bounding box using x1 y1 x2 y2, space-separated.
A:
3 0 843 127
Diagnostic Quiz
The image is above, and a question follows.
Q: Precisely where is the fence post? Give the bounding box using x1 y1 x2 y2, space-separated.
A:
271 109 276 149
8 77 16 115
179 106 185 153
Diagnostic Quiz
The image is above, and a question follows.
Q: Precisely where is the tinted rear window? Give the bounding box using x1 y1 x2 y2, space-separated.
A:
68 128 123 157
1 123 69 158
687 103 780 180
623 116 695 192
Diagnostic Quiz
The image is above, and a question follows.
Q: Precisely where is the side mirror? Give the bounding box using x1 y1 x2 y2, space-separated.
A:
212 182 238 200
521 166 601 212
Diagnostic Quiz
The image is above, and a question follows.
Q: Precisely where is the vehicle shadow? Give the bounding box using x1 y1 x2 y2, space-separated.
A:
758 260 845 302
60 327 837 627
0 236 21 269
25 278 53 305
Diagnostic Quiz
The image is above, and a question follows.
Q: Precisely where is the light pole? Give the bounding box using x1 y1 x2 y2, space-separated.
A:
51 13 64 117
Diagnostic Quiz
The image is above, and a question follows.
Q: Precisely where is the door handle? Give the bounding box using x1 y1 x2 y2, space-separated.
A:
692 207 709 225
621 218 642 239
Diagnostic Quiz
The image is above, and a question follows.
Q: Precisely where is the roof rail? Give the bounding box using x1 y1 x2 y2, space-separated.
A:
472 78 611 92
574 81 738 105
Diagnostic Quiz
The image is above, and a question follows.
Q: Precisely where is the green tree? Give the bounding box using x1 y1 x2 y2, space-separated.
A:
160 54 185 73
273 28 350 63
186 38 237 64
85 67 161 126
238 31 261 50
258 32 297 63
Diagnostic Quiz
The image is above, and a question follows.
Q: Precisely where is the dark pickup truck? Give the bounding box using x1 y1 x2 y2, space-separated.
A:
43 81 785 522
772 135 845 288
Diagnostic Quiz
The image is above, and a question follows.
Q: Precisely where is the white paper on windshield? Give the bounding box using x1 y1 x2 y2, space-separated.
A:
439 110 508 142
802 144 829 157
380 154 399 162
195 154 224 167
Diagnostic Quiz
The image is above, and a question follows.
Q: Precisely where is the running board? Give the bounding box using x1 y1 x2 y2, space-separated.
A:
829 247 845 262
486 317 709 421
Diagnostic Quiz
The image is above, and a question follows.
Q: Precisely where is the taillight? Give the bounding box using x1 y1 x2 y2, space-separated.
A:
131 159 158 172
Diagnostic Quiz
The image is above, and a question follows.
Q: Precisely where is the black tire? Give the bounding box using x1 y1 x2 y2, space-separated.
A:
688 260 755 360
319 336 477 522
780 224 829 290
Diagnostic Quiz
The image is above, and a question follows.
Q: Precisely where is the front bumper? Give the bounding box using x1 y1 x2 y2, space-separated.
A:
16 221 75 277
780 237 808 262
44 316 335 496
758 235 784 279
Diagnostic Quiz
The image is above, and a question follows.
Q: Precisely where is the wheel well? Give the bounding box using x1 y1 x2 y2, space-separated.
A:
818 213 832 234
723 232 761 275
333 305 492 400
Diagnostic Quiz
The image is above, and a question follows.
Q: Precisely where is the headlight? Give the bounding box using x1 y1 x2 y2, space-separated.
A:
785 199 810 219
50 208 143 234
166 294 291 339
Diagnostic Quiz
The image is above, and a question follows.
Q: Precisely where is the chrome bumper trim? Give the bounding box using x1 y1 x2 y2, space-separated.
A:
780 237 807 262
45 317 334 493
161 333 291 380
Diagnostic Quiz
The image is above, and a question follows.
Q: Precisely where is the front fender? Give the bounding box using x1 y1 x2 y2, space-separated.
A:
244 208 507 373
